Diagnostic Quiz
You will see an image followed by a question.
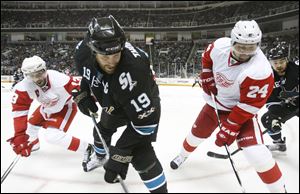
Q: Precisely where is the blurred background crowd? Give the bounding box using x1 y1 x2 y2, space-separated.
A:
1 1 299 78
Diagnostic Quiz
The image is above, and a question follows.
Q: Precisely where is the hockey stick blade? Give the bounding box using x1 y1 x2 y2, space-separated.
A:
207 151 229 159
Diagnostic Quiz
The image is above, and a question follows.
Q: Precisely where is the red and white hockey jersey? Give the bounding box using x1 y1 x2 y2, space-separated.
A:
11 70 80 136
201 37 274 125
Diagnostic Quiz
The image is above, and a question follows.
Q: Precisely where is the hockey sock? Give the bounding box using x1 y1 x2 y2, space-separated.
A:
138 161 167 193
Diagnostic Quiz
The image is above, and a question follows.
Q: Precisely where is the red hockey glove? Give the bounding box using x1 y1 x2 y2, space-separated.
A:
200 71 217 95
7 134 33 157
215 120 240 147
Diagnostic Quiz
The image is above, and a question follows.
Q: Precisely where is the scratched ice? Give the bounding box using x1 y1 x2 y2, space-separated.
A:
1 83 299 193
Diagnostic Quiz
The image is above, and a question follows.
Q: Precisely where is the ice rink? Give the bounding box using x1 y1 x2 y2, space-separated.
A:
1 83 299 193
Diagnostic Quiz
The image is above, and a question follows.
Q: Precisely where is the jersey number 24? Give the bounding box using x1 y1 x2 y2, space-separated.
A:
247 84 269 98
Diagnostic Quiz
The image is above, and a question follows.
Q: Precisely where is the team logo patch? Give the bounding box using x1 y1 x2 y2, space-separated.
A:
215 72 234 88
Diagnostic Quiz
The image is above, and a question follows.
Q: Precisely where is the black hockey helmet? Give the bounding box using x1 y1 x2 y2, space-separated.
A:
86 15 126 55
267 42 288 60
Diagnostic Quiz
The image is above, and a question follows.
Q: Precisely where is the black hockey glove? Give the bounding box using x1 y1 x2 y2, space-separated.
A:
72 89 98 117
104 146 133 183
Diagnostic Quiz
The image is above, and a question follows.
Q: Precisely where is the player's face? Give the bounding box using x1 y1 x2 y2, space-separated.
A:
96 52 121 74
270 58 288 75
26 69 47 87
232 43 258 62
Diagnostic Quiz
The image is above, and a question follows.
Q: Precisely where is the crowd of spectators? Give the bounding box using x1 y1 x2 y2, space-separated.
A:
2 32 298 78
1 41 77 75
1 40 194 78
1 1 223 10
1 41 192 76
151 40 193 78
1 1 298 77
1 1 298 28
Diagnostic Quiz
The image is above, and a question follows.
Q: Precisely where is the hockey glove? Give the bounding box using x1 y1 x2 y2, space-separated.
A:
215 119 240 147
104 146 133 183
200 71 217 95
270 119 282 134
7 134 33 157
72 89 98 117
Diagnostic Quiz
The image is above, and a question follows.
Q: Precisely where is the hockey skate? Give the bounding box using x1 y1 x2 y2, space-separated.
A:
266 137 287 154
170 154 187 170
82 144 107 172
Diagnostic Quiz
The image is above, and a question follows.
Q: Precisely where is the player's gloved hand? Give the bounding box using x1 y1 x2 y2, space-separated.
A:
7 134 33 157
215 119 240 147
200 70 217 95
270 119 282 134
104 146 133 183
72 89 98 117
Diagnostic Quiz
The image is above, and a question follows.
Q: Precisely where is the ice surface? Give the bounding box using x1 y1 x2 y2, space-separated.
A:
1 83 299 193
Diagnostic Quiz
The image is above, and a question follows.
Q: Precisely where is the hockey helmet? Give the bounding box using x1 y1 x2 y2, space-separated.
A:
231 20 262 45
86 15 126 55
21 55 47 86
267 42 289 60
21 55 47 75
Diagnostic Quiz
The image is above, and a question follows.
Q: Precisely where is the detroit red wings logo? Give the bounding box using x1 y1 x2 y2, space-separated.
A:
215 72 234 88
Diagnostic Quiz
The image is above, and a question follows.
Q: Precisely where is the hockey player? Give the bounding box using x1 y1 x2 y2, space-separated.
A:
73 15 167 192
7 55 95 171
11 68 24 89
261 42 299 153
170 20 286 192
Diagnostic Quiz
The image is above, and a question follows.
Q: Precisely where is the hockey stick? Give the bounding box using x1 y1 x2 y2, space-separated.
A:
207 129 269 159
89 112 129 193
210 93 246 193
1 155 21 184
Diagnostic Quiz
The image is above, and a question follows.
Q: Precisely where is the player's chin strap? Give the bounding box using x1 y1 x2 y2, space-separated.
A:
210 93 246 193
1 155 21 184
89 110 129 193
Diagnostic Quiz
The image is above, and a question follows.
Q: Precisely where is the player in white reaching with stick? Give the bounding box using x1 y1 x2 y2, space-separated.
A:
170 20 287 192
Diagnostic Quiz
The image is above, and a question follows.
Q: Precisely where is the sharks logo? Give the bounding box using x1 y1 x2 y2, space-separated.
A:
279 86 299 106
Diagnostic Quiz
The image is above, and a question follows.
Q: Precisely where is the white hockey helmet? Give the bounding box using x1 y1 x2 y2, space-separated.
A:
21 55 47 75
231 20 262 45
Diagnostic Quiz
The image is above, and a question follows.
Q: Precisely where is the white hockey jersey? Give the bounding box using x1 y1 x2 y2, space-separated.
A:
11 70 80 136
201 37 274 125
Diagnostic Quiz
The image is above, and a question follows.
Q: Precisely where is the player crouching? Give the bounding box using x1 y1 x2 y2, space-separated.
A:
8 55 103 172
